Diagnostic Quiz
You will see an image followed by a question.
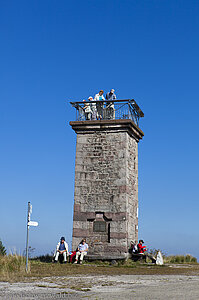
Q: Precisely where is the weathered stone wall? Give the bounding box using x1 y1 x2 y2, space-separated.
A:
126 133 139 247
70 120 143 259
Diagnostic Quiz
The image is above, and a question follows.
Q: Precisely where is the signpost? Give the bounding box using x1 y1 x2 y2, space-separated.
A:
28 221 38 227
25 202 38 272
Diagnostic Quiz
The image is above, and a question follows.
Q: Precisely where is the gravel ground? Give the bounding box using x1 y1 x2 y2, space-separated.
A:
1 274 199 300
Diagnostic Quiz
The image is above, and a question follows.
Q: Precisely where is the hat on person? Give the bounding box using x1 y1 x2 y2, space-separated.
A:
88 96 93 100
60 237 65 241
139 239 144 243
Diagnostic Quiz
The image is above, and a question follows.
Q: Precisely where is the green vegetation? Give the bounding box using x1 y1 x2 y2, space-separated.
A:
148 248 197 264
0 253 198 282
164 254 197 264
0 239 6 256
0 254 26 280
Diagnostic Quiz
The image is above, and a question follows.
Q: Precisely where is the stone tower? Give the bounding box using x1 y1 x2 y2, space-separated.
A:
70 101 144 260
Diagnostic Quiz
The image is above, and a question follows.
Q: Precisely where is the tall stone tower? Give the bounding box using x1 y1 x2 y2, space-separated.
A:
70 100 144 260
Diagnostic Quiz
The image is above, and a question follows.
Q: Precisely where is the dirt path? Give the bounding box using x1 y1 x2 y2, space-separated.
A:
1 274 199 299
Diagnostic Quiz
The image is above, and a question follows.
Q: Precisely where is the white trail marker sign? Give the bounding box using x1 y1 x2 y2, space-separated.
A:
25 202 38 272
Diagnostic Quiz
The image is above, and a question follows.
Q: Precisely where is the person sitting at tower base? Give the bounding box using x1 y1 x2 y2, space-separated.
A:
132 240 156 263
54 237 69 263
74 239 89 264
137 239 147 254
130 240 139 254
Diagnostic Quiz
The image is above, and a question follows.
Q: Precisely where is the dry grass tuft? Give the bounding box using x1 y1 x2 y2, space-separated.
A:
0 254 26 280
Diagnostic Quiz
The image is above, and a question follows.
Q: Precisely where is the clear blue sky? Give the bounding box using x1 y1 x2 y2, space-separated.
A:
1 0 199 259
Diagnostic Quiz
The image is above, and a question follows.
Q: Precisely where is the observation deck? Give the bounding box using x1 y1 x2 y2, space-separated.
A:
70 99 144 127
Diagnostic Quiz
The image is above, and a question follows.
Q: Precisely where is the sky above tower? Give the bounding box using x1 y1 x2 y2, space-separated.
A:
0 0 199 259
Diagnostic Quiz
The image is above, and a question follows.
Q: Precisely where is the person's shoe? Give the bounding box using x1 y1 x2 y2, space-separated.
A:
79 261 82 265
64 261 67 264
54 260 57 263
74 260 77 264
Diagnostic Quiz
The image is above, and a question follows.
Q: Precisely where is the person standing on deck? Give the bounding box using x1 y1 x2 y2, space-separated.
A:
105 89 116 119
94 90 105 120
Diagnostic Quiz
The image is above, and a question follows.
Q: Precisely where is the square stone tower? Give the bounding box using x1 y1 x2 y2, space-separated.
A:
70 115 144 260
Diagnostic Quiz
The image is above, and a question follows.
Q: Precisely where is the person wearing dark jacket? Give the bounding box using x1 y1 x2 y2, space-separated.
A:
106 89 116 102
105 89 116 119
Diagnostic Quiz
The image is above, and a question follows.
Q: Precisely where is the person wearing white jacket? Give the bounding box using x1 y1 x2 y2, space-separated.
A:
88 96 97 120
94 90 105 119
83 99 92 120
54 237 69 263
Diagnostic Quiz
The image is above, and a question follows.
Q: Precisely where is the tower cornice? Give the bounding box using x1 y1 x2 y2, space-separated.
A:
70 119 144 142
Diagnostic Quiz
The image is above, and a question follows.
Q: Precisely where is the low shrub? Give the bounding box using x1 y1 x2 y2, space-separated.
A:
146 248 198 264
164 254 197 264
32 254 53 263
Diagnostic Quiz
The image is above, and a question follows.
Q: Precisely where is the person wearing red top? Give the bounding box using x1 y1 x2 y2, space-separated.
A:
137 239 147 253
132 239 156 263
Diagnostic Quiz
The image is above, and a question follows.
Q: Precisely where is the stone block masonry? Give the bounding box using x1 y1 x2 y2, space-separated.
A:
70 119 144 260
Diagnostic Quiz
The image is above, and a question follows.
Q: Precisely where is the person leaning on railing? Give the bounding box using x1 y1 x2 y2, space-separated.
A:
88 96 97 120
105 89 116 119
83 99 92 120
94 90 105 120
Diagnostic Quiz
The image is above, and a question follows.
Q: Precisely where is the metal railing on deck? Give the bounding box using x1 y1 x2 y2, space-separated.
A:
70 99 144 127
